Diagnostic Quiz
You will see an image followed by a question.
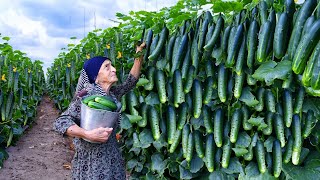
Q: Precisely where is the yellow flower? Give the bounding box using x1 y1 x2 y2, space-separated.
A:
1 74 6 81
117 51 122 59
86 54 90 60
106 44 110 49
13 67 17 72
28 69 31 73
67 63 71 67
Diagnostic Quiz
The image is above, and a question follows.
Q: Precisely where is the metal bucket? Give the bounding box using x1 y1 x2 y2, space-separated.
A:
80 101 119 142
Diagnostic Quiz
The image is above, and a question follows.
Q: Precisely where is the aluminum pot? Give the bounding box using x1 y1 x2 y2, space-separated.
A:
80 101 119 142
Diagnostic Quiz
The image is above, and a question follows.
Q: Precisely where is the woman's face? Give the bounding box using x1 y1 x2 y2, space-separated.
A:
95 60 118 84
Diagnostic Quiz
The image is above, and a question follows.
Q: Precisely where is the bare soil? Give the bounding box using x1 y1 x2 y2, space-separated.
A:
0 95 74 180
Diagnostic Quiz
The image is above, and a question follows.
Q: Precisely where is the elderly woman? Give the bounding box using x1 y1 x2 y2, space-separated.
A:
54 43 145 180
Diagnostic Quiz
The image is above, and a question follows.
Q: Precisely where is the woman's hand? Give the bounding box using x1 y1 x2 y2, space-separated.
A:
136 42 146 53
84 127 113 143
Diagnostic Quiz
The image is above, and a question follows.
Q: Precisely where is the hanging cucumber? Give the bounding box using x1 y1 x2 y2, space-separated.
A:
182 124 190 158
194 130 205 158
173 69 185 108
218 64 227 103
234 72 245 99
283 89 293 128
263 112 274 136
242 105 252 131
148 105 161 141
292 19 320 74
169 129 182 153
183 66 195 94
274 114 286 148
273 139 282 178
247 19 259 69
155 69 167 104
203 105 213 134
203 77 214 104
221 138 232 169
274 12 289 59
292 114 302 165
226 24 244 68
265 89 276 113
257 21 272 62
166 105 176 145
230 109 242 143
302 110 316 139
205 134 215 172
177 102 188 130
204 14 224 52
283 135 294 164
214 108 224 147
255 140 267 174
302 41 320 86
192 79 202 119
293 86 305 114
288 0 317 60
148 26 169 61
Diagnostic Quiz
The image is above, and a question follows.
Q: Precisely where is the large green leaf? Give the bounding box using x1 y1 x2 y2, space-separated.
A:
152 134 168 151
252 60 292 86
139 129 154 148
282 151 320 179
145 92 160 105
303 98 320 119
120 114 132 130
238 162 276 180
239 87 259 107
264 136 276 153
248 116 267 131
151 153 168 175
179 160 193 180
221 157 244 175
190 155 204 173
232 148 248 157
235 132 251 148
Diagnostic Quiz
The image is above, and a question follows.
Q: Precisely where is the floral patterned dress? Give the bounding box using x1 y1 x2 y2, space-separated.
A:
54 70 138 180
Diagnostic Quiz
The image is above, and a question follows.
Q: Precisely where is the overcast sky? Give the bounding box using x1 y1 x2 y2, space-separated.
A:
0 0 177 74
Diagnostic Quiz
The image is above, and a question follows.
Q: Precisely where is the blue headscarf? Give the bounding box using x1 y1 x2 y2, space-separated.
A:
83 56 108 84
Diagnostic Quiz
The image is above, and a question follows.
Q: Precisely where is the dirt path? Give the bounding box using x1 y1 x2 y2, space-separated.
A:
0 95 74 180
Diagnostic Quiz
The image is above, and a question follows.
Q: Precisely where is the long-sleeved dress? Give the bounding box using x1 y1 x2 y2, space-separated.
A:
54 70 138 180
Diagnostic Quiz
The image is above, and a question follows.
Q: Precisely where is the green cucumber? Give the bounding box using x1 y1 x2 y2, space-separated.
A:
302 41 320 86
292 114 302 165
263 112 274 136
288 0 317 60
203 77 214 104
230 109 242 143
255 140 267 174
274 114 286 148
155 69 167 103
218 64 227 103
234 72 245 99
273 139 282 178
148 26 169 60
293 86 305 114
214 108 224 147
173 69 185 108
192 79 202 119
274 12 289 59
203 105 214 134
194 130 205 158
283 89 293 128
221 138 231 169
167 105 176 144
292 19 320 74
302 110 316 139
169 129 182 153
226 24 244 68
283 135 294 164
242 105 252 131
247 19 259 69
265 89 276 113
257 21 272 62
205 134 215 172
148 105 161 141
177 103 188 130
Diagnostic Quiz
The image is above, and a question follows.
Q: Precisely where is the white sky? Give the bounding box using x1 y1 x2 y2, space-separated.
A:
0 0 177 74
